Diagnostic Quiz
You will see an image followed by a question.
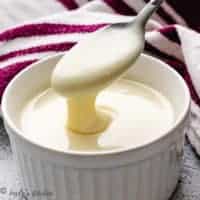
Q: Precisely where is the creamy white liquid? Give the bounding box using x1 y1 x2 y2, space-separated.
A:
20 79 174 152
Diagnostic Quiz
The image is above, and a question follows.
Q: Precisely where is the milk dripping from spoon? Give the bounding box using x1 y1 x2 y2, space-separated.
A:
51 0 164 134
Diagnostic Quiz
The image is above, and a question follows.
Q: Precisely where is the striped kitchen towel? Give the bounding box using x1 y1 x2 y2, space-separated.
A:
1 0 200 154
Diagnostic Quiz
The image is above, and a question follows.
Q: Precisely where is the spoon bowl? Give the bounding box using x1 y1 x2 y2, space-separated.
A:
52 0 165 97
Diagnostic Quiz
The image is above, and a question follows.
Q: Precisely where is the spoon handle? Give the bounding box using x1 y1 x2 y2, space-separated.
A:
135 0 165 27
151 0 164 6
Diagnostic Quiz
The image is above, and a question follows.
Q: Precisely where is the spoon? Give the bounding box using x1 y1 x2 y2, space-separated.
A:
52 0 164 97
51 0 165 134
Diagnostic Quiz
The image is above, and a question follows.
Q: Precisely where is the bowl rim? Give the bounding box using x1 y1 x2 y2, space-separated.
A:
1 53 191 157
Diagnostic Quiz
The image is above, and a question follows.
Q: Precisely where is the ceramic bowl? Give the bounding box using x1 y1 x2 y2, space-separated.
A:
2 53 190 200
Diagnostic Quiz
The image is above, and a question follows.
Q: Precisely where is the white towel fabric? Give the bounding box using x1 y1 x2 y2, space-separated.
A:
1 0 200 155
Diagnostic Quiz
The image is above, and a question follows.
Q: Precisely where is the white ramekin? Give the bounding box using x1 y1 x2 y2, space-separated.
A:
2 54 190 200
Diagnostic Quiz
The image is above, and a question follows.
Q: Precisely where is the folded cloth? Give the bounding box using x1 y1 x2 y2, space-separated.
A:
1 0 200 155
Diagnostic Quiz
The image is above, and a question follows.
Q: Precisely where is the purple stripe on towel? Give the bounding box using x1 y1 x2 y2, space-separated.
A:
56 0 79 9
159 25 181 45
0 42 76 62
0 60 37 101
0 23 107 41
103 0 137 15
